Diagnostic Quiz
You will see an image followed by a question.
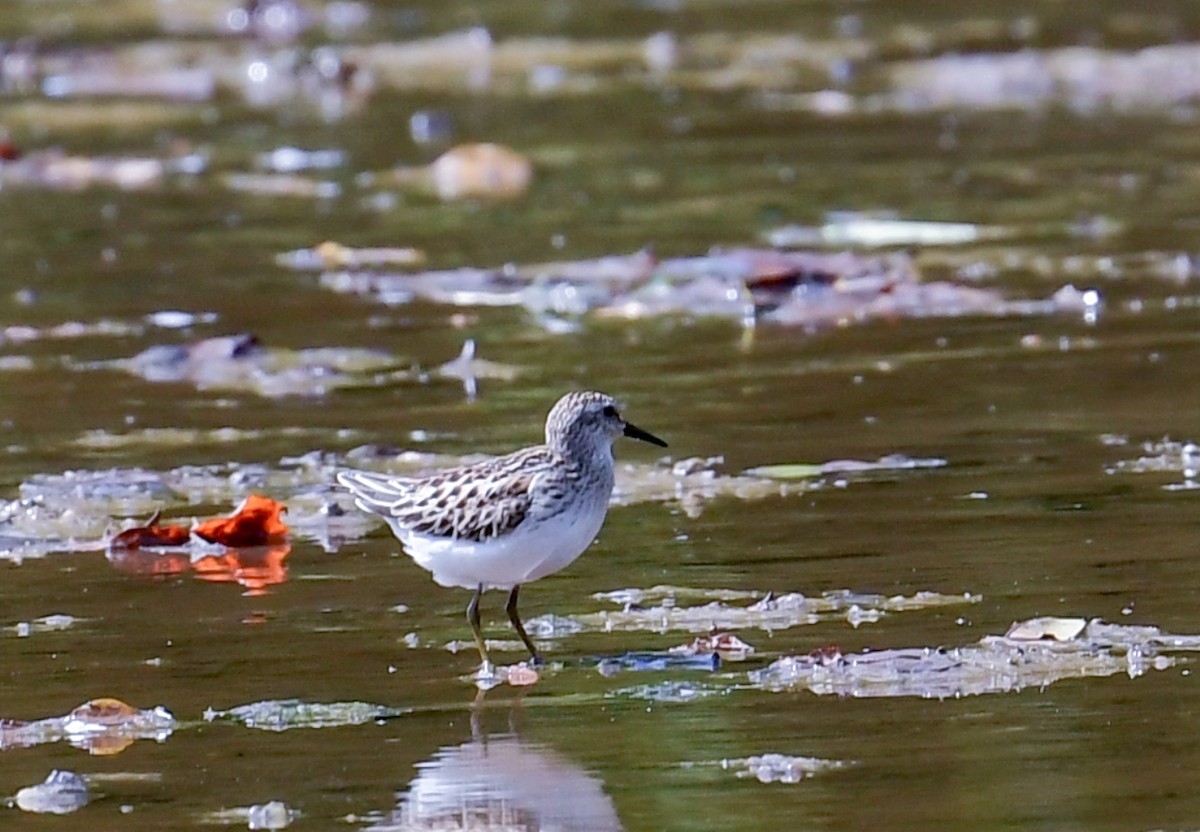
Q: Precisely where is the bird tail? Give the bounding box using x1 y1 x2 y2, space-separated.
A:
335 470 416 513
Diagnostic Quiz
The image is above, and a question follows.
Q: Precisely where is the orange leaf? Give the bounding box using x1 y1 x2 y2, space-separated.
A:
194 495 289 547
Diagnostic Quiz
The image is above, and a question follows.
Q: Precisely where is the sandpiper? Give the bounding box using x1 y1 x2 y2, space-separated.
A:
336 391 667 673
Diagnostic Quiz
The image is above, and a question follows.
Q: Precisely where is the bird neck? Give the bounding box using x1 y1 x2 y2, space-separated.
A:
550 436 615 471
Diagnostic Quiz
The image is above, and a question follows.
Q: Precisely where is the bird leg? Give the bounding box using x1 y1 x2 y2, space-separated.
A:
467 583 492 674
506 584 543 666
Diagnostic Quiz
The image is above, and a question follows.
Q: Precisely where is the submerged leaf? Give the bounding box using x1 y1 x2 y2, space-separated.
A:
205 699 408 730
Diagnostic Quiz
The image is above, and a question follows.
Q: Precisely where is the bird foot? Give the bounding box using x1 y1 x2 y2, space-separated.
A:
472 661 502 691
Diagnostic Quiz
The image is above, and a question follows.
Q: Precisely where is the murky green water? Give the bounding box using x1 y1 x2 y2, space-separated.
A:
5 2 1200 829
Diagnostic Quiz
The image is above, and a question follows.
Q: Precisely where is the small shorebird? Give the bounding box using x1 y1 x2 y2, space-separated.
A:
337 391 667 673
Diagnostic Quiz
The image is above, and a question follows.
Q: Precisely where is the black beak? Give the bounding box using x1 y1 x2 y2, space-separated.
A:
623 421 668 448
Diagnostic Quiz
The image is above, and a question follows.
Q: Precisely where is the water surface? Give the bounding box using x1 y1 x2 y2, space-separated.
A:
4 2 1200 830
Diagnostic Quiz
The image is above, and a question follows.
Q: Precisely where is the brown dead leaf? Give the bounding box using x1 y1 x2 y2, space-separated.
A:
68 698 139 726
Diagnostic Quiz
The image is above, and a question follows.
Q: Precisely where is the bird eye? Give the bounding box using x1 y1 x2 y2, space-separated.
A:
602 405 618 418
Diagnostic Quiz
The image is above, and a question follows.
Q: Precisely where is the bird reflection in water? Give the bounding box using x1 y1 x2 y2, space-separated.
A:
365 693 622 832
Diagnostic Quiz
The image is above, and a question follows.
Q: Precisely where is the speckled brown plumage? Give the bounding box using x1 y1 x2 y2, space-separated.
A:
335 390 667 673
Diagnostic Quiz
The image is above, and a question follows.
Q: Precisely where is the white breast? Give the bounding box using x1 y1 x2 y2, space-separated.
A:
390 500 609 590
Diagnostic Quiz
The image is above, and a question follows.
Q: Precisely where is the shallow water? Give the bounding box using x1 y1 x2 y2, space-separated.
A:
6 1 1200 829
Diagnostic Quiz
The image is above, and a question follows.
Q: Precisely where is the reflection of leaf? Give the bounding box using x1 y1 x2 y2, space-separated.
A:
742 464 823 480
194 495 289 546
192 545 291 596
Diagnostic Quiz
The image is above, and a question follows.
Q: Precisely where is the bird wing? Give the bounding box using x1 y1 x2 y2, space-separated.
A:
336 459 541 543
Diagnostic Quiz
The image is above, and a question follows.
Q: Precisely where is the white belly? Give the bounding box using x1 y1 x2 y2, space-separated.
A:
390 503 609 590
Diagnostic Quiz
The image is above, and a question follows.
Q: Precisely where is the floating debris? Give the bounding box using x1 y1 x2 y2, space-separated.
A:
542 588 980 635
887 44 1200 114
317 244 1096 330
607 681 727 703
202 800 296 830
594 586 760 606
745 455 948 481
15 770 90 814
204 699 408 731
8 613 81 637
1107 438 1200 483
276 240 426 271
72 426 334 451
721 753 850 783
105 333 408 397
764 214 1009 248
390 142 533 201
0 698 175 754
0 148 194 190
669 632 756 662
143 309 217 329
749 618 1198 699
1 318 143 345
591 651 721 674
319 248 653 311
257 146 344 173
1005 616 1088 641
41 59 216 100
524 614 586 638
222 171 340 199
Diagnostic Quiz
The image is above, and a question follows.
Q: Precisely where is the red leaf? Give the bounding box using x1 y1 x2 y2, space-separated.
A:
109 515 191 550
193 495 289 547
